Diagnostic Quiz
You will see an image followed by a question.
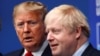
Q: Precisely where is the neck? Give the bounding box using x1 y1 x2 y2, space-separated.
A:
75 35 88 52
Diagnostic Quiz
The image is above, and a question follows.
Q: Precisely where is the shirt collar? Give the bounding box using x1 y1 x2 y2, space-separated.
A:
23 40 48 56
73 41 89 56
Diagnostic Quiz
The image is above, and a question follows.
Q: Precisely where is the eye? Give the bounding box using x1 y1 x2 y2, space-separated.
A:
15 22 24 28
16 22 24 27
52 29 61 34
28 21 38 26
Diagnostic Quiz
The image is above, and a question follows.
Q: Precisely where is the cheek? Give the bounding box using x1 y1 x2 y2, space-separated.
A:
31 25 45 40
62 34 76 49
56 33 67 42
32 23 44 33
32 26 44 36
58 33 74 46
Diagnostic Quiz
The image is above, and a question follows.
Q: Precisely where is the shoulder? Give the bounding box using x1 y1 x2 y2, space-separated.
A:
0 52 2 56
82 44 100 56
90 47 100 56
4 48 24 56
88 48 100 56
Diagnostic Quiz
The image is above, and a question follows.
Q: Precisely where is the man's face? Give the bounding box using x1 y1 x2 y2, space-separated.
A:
14 11 45 51
45 15 78 56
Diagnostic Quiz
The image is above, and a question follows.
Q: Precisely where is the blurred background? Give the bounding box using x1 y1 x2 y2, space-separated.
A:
0 0 100 55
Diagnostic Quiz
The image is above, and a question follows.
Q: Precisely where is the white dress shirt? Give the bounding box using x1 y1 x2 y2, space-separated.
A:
22 40 48 56
73 41 89 56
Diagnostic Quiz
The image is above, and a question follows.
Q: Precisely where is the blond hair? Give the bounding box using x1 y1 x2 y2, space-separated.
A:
13 1 47 20
45 4 90 37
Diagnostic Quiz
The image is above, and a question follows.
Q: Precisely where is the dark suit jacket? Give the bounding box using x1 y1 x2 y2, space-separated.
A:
82 44 100 56
0 53 2 56
4 45 52 56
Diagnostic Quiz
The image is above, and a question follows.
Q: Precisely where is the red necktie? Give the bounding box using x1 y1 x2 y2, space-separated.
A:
25 51 33 56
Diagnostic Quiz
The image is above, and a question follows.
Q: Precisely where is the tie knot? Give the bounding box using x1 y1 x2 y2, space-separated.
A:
25 51 33 56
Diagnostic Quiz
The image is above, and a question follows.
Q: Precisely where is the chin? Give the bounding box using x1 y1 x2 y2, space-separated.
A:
52 51 58 56
23 42 34 47
52 49 61 56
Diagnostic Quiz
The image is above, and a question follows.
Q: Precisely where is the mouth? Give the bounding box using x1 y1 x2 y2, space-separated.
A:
50 43 58 50
24 37 33 42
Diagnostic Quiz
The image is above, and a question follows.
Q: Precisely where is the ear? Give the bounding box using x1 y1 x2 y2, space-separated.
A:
75 26 82 39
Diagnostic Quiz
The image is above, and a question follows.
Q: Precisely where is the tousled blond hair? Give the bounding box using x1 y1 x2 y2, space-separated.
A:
45 4 90 38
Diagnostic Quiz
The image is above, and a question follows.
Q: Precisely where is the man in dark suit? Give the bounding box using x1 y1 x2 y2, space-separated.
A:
44 4 100 56
5 1 52 56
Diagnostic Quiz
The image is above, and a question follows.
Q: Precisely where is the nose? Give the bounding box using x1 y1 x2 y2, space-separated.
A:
47 31 54 41
23 23 30 33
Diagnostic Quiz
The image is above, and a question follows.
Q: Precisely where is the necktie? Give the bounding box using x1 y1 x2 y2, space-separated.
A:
25 51 33 56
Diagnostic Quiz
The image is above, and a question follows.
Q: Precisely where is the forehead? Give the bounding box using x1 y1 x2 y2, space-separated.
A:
46 18 63 30
45 12 68 30
14 11 42 21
